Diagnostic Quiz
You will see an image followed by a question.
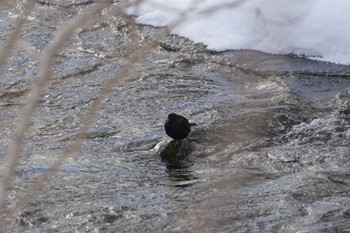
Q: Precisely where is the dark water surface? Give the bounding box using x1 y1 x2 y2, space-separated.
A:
1 1 350 232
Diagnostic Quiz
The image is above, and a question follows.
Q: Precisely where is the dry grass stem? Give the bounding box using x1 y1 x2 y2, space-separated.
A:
0 0 112 218
0 0 36 71
0 0 197 229
0 0 168 229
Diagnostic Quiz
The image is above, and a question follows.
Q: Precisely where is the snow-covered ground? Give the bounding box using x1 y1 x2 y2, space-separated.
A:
128 0 350 65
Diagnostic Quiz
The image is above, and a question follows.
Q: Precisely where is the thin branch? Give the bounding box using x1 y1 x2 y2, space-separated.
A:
0 0 164 229
0 0 35 72
0 0 112 212
0 17 166 233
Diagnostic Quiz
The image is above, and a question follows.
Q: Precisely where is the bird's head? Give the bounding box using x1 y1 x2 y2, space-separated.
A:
167 113 178 122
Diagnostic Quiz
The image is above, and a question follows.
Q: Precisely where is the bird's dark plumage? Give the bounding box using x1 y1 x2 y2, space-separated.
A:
164 113 196 140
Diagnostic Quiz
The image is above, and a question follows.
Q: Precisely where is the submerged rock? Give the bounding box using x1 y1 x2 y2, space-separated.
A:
157 140 192 164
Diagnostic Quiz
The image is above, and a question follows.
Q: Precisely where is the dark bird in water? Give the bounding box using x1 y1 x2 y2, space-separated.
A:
164 113 196 141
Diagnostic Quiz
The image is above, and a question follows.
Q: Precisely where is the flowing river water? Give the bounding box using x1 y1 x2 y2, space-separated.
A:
0 1 350 232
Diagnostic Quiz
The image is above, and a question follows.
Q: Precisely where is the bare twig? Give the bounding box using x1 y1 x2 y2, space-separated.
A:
0 0 112 214
0 0 167 229
0 16 166 233
0 0 35 71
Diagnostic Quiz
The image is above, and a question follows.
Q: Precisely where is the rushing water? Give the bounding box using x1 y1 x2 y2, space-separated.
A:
1 1 350 232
